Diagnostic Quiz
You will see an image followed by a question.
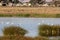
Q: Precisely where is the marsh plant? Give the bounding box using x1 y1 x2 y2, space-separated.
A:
3 25 27 36
0 24 60 40
38 24 60 37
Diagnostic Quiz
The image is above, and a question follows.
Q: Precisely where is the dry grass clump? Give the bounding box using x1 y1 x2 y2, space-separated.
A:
0 35 48 40
34 36 48 40
0 35 33 40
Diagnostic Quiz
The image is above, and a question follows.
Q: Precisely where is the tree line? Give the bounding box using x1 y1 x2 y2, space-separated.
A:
0 0 60 7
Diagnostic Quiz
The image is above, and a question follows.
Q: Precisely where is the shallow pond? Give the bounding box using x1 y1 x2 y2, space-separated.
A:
0 17 60 37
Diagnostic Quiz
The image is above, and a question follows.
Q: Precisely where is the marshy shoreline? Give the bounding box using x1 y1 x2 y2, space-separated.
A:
0 7 60 17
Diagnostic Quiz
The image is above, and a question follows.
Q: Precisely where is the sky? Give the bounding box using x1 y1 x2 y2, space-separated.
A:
19 0 30 2
46 0 52 2
19 0 53 2
0 18 60 37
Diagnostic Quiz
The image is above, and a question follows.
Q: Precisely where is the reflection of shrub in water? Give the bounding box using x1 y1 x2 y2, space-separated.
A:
24 14 31 17
0 14 13 17
56 14 60 18
16 14 31 17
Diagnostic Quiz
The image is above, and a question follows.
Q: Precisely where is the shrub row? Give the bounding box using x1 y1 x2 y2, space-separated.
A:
0 13 60 18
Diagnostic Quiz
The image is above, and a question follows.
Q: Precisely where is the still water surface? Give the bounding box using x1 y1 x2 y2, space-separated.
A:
0 17 60 37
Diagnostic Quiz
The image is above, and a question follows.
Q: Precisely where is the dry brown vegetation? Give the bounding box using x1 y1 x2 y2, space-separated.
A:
0 7 60 14
0 36 48 40
0 7 60 17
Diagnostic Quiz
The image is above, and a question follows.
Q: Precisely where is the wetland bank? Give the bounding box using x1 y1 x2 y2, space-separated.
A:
0 7 60 18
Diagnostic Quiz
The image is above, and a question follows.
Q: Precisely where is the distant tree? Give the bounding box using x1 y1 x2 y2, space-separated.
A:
29 0 37 5
30 0 45 6
3 25 27 36
37 0 45 4
12 0 19 4
52 0 60 7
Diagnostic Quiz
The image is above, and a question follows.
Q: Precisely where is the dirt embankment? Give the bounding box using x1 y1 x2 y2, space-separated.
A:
0 7 60 14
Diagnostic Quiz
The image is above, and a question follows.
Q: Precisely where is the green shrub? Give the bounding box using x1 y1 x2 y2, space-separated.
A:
24 14 31 17
3 25 27 36
38 24 60 37
56 14 60 18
